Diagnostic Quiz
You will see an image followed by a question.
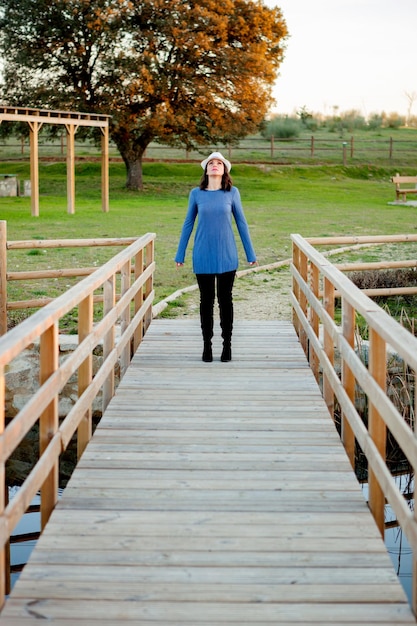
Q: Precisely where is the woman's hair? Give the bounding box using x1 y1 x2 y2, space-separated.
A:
199 169 233 191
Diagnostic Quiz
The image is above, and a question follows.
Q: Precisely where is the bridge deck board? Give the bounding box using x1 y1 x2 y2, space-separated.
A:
1 320 414 624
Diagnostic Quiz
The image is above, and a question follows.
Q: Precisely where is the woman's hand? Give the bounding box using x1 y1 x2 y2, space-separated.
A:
249 261 258 266
176 262 184 268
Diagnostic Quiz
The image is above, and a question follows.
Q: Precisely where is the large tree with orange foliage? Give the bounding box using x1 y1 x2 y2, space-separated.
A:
0 0 287 190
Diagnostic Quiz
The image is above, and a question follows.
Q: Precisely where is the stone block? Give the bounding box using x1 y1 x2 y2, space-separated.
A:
0 175 18 197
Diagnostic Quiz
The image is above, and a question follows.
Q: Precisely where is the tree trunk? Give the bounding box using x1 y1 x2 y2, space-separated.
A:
125 155 143 191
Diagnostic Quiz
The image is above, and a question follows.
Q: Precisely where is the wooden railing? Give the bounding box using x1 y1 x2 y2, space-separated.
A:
0 231 155 608
291 233 417 615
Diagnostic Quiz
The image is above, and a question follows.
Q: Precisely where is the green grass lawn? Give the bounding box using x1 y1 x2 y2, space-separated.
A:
1 160 416 324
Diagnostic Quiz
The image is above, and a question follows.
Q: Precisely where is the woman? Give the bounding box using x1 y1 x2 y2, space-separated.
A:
175 151 257 362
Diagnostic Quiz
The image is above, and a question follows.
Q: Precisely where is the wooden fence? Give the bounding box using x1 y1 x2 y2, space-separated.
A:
2 134 417 166
0 221 147 336
291 233 417 614
0 230 155 607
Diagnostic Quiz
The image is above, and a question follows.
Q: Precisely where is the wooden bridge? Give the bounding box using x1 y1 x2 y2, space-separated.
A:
1 319 414 624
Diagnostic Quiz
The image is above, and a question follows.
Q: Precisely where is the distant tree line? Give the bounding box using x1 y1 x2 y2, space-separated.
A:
263 109 415 140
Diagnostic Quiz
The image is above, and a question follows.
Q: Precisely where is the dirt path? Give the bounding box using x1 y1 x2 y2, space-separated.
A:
171 266 293 321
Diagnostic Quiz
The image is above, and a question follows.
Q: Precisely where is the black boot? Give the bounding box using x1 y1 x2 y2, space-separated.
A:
221 341 231 362
219 299 233 361
197 276 214 363
202 341 213 362
218 270 235 363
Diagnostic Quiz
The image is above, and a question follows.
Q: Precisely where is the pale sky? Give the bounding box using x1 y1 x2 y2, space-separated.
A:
265 0 417 118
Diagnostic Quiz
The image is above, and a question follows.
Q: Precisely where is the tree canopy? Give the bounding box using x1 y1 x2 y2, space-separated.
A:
0 0 288 190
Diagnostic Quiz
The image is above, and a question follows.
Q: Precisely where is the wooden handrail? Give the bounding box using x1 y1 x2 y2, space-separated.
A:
0 231 155 607
291 233 417 615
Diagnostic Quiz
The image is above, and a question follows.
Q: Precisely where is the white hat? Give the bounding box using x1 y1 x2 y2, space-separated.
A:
201 151 232 173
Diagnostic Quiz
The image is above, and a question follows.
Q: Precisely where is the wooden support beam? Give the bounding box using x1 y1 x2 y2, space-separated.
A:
77 294 94 459
39 323 59 530
102 275 116 412
65 125 78 215
342 299 356 469
309 263 320 382
120 260 131 376
323 277 335 418
133 249 144 353
101 127 109 213
368 328 387 537
28 121 41 217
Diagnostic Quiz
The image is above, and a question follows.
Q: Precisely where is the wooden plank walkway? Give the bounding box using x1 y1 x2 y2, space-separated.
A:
1 320 415 624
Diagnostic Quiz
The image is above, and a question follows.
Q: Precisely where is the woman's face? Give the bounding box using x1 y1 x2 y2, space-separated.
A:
207 159 225 176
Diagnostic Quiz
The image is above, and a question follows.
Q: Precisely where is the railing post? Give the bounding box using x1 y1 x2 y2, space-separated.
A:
342 300 356 468
133 248 144 353
0 222 7 336
368 327 387 537
102 275 116 412
291 241 301 339
309 262 320 381
323 277 335 418
39 323 59 530
78 294 93 459
298 250 308 355
144 240 154 332
120 260 132 376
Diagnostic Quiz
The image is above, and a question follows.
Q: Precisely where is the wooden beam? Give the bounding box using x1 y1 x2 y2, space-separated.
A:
0 106 109 128
342 300 356 468
323 277 335 418
102 275 116 412
309 263 320 382
28 121 40 217
39 323 59 530
368 328 387 537
78 294 94 459
101 126 109 213
65 125 77 215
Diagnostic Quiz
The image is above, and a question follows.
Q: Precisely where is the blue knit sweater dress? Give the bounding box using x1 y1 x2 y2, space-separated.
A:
175 187 257 274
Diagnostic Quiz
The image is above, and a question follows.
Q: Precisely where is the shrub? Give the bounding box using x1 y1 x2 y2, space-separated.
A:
262 116 301 140
348 268 417 330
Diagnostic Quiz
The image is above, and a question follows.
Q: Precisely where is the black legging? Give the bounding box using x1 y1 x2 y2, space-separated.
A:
196 271 236 343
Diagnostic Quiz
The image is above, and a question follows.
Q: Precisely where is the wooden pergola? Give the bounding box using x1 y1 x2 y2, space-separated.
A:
0 106 110 216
